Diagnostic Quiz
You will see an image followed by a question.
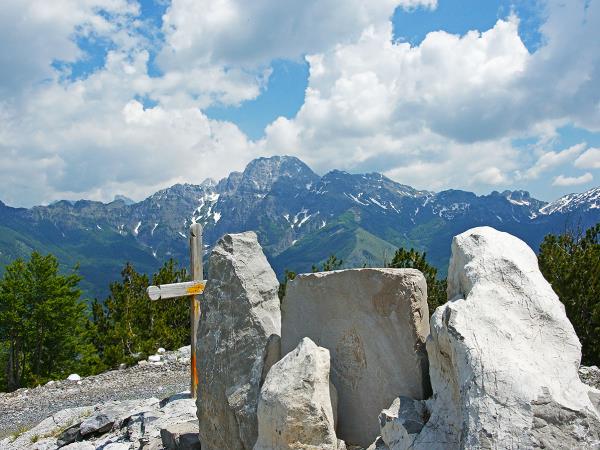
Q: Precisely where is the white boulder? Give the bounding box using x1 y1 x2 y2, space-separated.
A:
67 374 81 381
255 337 339 450
148 354 161 362
197 232 281 450
281 268 430 446
399 226 600 449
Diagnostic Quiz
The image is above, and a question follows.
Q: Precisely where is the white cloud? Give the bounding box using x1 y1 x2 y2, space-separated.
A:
1 0 599 207
262 16 528 189
260 0 600 193
158 0 437 70
524 143 587 179
0 0 139 97
574 147 600 169
552 172 593 187
0 44 259 207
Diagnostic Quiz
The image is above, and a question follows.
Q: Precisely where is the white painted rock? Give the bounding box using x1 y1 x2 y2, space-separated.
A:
157 347 166 354
255 337 339 450
281 268 430 446
197 232 281 450
148 354 161 362
67 374 81 381
400 226 600 449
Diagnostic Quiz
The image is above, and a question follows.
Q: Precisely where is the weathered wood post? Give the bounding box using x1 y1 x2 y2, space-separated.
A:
189 223 202 398
146 223 206 398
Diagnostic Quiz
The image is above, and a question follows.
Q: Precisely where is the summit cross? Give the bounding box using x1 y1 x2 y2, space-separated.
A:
146 223 205 398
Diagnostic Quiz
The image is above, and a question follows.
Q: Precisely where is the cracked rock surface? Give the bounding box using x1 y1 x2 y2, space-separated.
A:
0 346 191 440
391 227 600 449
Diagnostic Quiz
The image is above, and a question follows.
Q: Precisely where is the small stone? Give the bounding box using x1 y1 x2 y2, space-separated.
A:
138 360 148 366
67 374 81 381
157 347 166 354
80 412 115 436
379 396 427 450
178 345 191 356
56 423 81 446
61 443 95 450
148 354 161 362
160 420 200 450
102 444 131 450
118 363 127 370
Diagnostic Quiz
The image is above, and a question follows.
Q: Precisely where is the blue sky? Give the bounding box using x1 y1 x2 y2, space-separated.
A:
0 0 598 206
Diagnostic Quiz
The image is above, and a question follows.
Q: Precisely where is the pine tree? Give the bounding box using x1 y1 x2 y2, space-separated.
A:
312 255 343 273
387 248 447 315
0 252 98 391
91 260 190 368
538 223 600 365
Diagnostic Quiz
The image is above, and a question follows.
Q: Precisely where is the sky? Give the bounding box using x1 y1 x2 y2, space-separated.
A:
0 0 599 207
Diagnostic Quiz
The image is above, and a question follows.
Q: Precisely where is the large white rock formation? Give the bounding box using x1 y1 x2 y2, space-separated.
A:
281 268 430 446
197 232 282 450
255 337 341 450
389 226 600 449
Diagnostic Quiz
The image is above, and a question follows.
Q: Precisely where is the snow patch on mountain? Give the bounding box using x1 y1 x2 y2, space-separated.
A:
345 192 369 206
370 197 388 209
540 188 600 214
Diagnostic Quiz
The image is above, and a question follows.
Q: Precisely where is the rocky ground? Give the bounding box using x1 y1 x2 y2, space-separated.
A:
0 339 598 449
0 346 191 441
580 365 600 390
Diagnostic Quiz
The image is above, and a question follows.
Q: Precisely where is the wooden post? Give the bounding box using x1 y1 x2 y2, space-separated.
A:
189 223 203 398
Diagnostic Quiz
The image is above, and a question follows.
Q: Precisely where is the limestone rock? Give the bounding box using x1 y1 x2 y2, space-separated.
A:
281 268 430 446
61 443 95 450
404 226 600 449
0 394 191 450
255 337 339 450
160 420 201 449
79 411 115 436
366 437 388 450
379 397 427 450
197 231 281 450
57 423 82 446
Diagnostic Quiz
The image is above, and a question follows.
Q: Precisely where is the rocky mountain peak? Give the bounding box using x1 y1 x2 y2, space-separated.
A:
540 186 600 215
201 178 217 188
113 194 136 205
238 155 319 193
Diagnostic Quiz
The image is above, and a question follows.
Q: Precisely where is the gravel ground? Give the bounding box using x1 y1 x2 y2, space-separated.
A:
0 350 190 438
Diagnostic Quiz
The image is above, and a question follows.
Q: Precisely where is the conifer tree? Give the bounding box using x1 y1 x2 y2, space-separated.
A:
539 223 600 365
91 259 189 368
0 252 98 391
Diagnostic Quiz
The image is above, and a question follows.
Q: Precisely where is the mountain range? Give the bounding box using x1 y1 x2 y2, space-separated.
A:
1 155 599 299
